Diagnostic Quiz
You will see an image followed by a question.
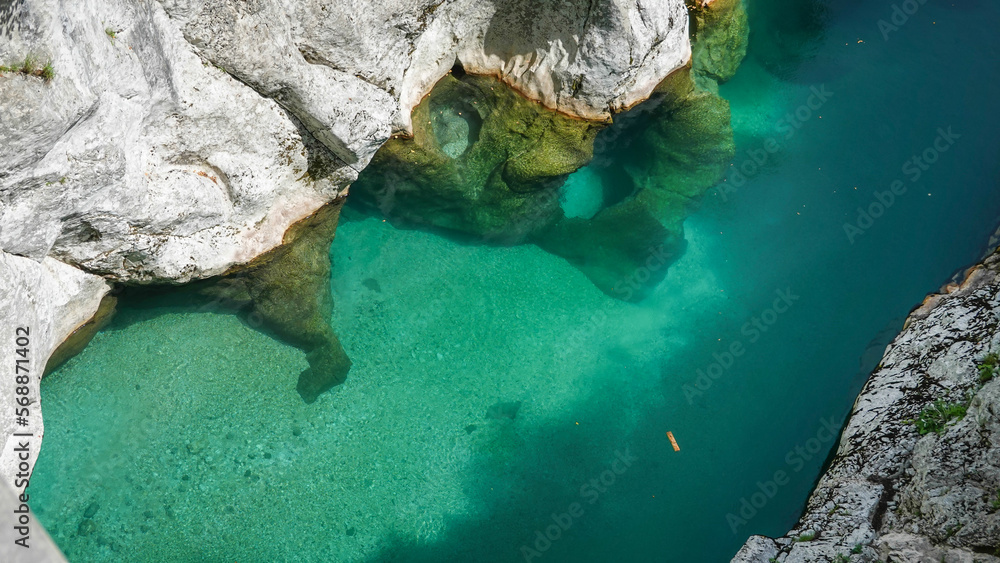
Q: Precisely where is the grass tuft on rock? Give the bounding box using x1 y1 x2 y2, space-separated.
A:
0 55 55 82
978 352 999 383
904 398 968 435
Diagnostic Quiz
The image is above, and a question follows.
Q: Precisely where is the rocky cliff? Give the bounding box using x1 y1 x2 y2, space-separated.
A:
733 250 1000 562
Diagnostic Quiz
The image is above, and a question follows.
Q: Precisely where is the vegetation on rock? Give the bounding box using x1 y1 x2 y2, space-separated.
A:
0 55 54 81
977 351 999 383
904 398 969 435
688 0 750 87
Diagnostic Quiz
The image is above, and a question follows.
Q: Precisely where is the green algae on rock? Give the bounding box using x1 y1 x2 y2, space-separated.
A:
688 0 750 87
351 72 602 243
535 65 736 301
351 5 745 302
212 201 352 403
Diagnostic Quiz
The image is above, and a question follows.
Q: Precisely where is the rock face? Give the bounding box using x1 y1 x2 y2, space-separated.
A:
732 251 1000 562
1 0 352 284
160 0 691 140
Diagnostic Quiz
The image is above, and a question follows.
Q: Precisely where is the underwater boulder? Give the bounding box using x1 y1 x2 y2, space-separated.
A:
161 200 353 403
351 72 602 243
232 201 352 403
535 66 734 301
689 0 750 87
352 5 742 302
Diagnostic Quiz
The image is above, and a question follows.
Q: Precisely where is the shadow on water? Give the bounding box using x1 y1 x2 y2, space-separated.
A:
359 375 681 563
747 0 829 81
357 351 765 563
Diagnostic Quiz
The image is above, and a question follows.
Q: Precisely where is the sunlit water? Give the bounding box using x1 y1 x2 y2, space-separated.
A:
30 0 1000 561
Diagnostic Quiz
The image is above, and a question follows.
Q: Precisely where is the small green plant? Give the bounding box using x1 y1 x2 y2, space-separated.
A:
0 56 54 81
768 559 778 563
795 531 816 542
851 544 863 554
19 55 35 74
978 352 999 383
990 489 1000 510
833 554 850 563
105 27 117 44
40 60 54 81
904 398 969 435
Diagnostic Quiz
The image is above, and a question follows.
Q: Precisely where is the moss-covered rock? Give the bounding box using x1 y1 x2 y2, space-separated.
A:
351 72 602 243
353 3 743 302
535 65 734 301
689 0 750 86
218 201 351 403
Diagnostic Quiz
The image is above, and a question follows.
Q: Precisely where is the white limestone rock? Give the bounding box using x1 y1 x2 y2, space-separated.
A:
1 0 352 284
732 535 779 563
163 0 692 135
0 252 109 495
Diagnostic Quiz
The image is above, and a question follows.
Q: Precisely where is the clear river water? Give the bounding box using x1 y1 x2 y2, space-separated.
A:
29 0 1000 561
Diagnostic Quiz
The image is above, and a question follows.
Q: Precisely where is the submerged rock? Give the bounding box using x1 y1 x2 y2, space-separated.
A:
234 201 352 403
76 518 96 537
355 52 738 302
82 501 99 519
195 201 353 403
486 400 523 420
689 0 750 87
352 72 601 242
536 65 735 300
362 278 382 293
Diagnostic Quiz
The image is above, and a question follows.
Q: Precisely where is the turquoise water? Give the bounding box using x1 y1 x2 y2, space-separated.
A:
30 1 1000 562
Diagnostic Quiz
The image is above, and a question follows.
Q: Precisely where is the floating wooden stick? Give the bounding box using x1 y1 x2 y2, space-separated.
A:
666 431 680 451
